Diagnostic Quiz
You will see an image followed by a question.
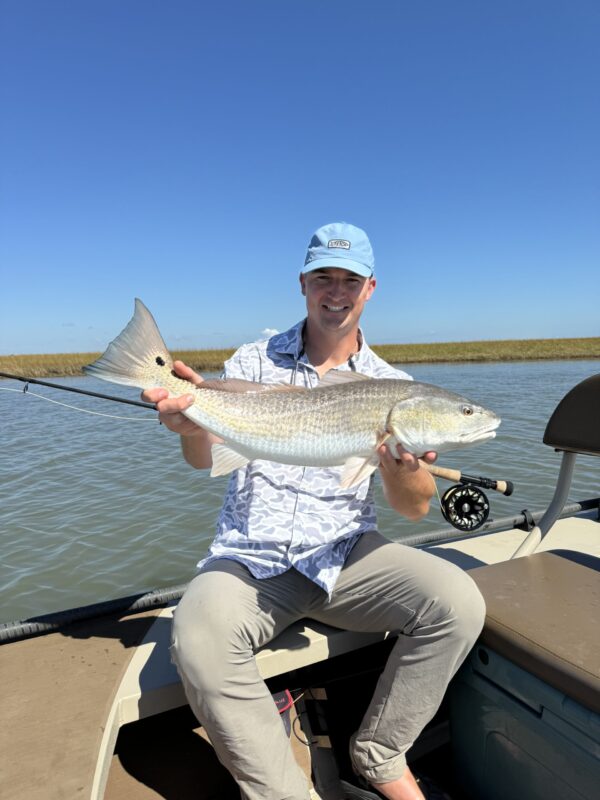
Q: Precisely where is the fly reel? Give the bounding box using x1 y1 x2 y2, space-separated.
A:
440 484 490 532
427 463 512 532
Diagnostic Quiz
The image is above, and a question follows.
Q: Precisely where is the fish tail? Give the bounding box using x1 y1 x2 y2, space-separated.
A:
84 299 172 388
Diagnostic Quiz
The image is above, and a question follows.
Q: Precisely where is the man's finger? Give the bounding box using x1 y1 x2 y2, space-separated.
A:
142 387 168 403
399 452 420 470
377 444 396 464
172 360 203 385
157 395 194 414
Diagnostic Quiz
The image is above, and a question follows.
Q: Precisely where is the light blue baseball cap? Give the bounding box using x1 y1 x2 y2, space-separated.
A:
301 222 375 278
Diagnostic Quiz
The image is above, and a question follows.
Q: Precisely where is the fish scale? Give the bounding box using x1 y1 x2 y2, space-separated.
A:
185 380 392 462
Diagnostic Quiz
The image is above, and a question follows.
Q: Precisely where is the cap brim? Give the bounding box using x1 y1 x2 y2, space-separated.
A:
301 257 373 278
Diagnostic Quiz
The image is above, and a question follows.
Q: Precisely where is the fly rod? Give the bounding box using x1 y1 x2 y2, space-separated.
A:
421 461 513 496
0 371 157 410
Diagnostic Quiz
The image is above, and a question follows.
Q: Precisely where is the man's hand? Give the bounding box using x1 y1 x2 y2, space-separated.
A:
377 442 437 520
377 442 437 474
142 360 222 469
142 360 205 437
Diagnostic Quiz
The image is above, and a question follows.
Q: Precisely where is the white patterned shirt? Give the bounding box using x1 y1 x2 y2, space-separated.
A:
196 319 412 595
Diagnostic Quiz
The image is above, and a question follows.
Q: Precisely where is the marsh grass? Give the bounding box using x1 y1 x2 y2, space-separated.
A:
1 338 599 379
0 349 236 378
373 337 600 365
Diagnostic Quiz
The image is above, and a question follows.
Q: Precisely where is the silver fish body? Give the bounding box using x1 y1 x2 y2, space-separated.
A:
84 300 501 487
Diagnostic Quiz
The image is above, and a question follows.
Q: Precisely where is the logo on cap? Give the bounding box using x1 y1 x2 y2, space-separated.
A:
328 239 350 250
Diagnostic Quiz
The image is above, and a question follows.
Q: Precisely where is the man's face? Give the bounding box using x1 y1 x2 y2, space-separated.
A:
300 267 376 334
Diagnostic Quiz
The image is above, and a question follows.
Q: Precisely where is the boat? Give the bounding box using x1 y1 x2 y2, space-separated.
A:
1 374 599 800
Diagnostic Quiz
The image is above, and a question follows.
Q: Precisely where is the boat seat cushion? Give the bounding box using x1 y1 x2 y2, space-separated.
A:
468 551 600 713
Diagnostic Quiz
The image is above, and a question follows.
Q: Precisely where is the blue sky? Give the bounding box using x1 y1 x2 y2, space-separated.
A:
1 1 598 355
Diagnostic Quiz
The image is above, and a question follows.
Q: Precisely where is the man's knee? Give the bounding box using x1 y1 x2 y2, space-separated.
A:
437 568 486 647
171 583 250 696
417 563 486 647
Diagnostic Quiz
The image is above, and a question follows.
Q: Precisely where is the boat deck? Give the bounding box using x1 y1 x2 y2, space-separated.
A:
0 607 163 800
422 509 600 568
2 514 599 800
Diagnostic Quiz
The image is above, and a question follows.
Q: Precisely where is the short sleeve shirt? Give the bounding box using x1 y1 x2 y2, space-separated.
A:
196 319 412 595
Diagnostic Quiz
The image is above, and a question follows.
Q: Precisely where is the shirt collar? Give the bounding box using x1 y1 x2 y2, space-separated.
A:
270 320 306 359
270 319 371 369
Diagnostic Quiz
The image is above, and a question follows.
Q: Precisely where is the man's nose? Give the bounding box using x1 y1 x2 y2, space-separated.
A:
326 280 345 297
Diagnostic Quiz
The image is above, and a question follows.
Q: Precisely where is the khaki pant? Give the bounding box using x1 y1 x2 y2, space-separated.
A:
171 532 485 800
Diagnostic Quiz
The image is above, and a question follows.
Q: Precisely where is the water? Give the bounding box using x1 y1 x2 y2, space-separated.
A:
1 360 598 623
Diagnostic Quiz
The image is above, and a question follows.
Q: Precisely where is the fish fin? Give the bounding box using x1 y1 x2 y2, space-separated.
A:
339 431 391 488
318 370 373 387
339 455 380 489
210 443 250 476
200 379 308 394
84 299 172 388
376 430 393 452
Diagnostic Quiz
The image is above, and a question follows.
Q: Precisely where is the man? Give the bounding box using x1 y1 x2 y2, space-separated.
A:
143 222 485 800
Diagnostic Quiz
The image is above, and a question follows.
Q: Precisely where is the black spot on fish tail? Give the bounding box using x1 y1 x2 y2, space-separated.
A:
156 356 165 366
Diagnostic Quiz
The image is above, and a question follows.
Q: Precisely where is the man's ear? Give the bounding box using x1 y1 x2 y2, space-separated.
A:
299 274 306 296
365 277 377 300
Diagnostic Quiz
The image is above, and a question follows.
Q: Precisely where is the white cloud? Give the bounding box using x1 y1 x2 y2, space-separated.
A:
259 328 279 341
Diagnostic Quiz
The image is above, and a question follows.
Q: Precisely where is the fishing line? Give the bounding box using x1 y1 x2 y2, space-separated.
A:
429 474 454 529
0 371 157 410
432 476 443 508
0 386 158 422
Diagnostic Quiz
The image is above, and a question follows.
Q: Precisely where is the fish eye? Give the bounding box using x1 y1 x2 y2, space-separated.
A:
461 405 474 416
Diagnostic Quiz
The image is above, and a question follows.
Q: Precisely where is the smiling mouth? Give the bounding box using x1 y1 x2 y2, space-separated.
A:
323 304 349 312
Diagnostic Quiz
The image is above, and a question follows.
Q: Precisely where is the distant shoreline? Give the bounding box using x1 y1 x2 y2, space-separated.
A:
1 337 599 379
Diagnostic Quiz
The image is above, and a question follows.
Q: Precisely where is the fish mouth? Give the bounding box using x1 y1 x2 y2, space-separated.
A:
457 420 501 444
